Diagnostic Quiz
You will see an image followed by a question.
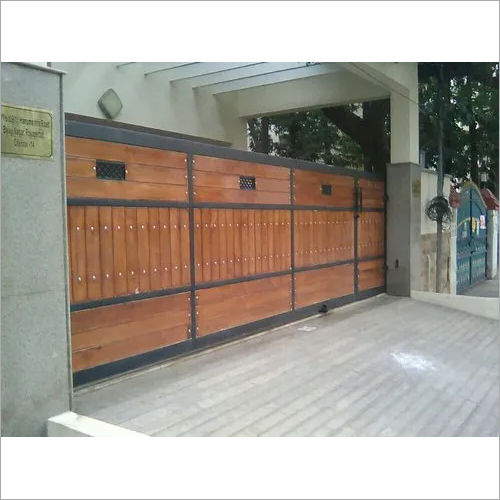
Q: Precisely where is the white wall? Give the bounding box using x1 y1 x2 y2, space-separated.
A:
55 62 248 148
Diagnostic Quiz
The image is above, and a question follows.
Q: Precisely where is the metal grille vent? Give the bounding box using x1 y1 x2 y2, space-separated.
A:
321 184 332 195
96 160 126 181
240 175 256 190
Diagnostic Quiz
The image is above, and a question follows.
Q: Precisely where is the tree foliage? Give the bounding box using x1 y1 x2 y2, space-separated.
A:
247 62 498 194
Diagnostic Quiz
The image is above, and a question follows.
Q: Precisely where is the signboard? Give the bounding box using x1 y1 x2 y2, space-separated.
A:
480 214 486 230
1 104 53 159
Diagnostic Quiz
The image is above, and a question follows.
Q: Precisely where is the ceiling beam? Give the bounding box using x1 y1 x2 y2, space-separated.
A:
170 62 264 83
116 62 136 68
193 62 315 89
143 62 199 76
205 63 342 95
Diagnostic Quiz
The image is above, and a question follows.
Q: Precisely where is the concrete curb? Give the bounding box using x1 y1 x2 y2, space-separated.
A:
411 290 499 320
47 411 148 437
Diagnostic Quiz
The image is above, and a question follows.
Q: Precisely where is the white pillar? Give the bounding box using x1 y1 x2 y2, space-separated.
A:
487 210 498 279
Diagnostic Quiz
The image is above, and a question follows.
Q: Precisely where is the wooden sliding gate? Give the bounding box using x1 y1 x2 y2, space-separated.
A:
66 117 385 385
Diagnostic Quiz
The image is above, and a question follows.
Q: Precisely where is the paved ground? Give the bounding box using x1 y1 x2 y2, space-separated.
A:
462 275 499 298
75 295 499 437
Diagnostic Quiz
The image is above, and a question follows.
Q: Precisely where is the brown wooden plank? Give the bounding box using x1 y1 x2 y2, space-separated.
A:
210 209 220 281
193 155 289 180
98 206 114 298
226 209 235 279
66 137 187 169
294 169 355 207
67 211 73 303
112 207 128 296
193 186 289 205
234 210 242 277
126 164 187 186
180 209 190 285
159 208 172 289
194 209 203 283
295 264 354 308
260 210 269 273
285 210 291 269
170 208 182 287
66 157 95 178
248 210 256 275
67 176 187 202
148 208 162 291
72 325 187 372
201 209 211 283
85 206 102 300
71 292 189 334
241 210 249 276
358 212 385 259
218 209 228 280
254 210 262 274
193 170 290 193
358 258 385 291
69 206 87 303
125 207 139 294
136 208 151 292
358 179 385 209
195 276 291 336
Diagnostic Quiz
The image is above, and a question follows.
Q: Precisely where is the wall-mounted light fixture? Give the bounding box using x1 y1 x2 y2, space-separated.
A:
98 88 123 119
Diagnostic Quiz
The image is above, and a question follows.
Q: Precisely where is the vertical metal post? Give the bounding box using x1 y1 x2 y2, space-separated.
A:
187 153 197 341
436 63 445 293
290 169 295 310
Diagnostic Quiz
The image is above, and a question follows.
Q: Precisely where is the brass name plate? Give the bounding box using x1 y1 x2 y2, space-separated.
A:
1 104 53 159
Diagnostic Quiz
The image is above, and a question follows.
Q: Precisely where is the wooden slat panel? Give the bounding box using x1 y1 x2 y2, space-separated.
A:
148 208 162 291
210 209 220 281
201 209 211 283
126 164 186 185
67 177 187 202
125 208 139 294
71 292 189 372
218 209 228 280
67 213 73 303
85 206 102 300
226 209 235 279
358 178 385 209
194 209 203 283
170 208 182 287
358 212 385 259
260 210 269 273
180 209 190 285
112 207 128 297
196 275 291 336
66 157 95 178
193 186 289 205
193 155 289 180
69 206 87 303
136 208 151 292
66 137 187 169
248 211 256 275
159 209 172 289
294 169 355 207
234 210 242 277
358 259 385 291
241 210 249 276
254 210 262 274
193 170 290 192
99 206 114 298
295 264 354 308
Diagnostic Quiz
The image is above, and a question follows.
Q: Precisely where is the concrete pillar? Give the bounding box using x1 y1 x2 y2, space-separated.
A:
1 63 72 436
487 210 498 279
386 163 422 296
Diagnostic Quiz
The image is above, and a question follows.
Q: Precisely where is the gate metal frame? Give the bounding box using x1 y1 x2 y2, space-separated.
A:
65 115 386 386
456 182 488 294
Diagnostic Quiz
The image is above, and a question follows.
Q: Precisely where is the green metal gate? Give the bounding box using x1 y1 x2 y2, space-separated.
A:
456 183 487 293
